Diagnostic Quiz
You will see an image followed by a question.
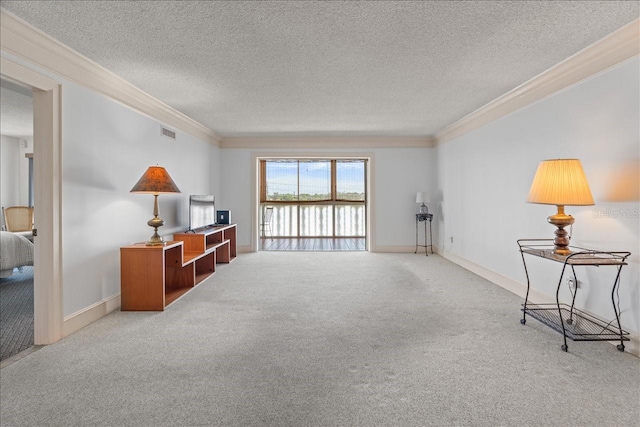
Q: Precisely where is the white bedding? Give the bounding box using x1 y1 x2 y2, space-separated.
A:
0 231 34 278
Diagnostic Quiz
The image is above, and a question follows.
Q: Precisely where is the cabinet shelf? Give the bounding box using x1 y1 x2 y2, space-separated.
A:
195 272 211 285
165 287 192 306
121 224 237 311
206 239 230 252
183 251 210 264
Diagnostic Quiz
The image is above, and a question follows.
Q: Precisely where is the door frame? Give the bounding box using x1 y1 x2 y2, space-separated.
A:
1 57 63 344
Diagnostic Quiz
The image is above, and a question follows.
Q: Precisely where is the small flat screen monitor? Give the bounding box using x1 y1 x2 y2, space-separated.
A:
189 195 215 231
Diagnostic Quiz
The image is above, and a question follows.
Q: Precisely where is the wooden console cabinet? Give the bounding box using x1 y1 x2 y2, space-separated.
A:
120 224 237 311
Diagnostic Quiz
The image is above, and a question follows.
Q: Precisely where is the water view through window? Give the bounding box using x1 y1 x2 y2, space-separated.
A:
261 159 366 239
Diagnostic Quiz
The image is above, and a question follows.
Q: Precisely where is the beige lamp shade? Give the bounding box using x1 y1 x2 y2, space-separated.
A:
527 159 594 206
527 159 593 255
130 166 181 194
416 192 430 204
416 192 430 214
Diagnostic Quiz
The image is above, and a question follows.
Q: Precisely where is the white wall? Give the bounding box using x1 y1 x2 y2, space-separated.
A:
0 134 31 212
220 146 436 251
18 137 32 206
374 148 436 248
0 134 20 211
1 135 32 211
60 82 217 316
436 57 640 334
209 144 223 208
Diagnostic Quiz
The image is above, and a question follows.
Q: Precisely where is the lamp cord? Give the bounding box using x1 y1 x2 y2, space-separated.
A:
594 275 623 335
569 272 625 336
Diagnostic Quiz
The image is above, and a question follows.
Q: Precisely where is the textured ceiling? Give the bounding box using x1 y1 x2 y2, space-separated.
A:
1 1 638 138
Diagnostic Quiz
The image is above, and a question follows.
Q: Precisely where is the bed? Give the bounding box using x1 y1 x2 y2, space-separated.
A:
0 231 34 278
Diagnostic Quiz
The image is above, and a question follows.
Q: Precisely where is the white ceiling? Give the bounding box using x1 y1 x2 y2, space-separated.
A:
1 1 638 138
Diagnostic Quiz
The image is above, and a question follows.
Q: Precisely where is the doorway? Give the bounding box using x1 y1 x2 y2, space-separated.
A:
1 57 63 354
0 78 35 362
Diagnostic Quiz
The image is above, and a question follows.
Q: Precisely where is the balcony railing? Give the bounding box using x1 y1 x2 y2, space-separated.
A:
261 203 365 237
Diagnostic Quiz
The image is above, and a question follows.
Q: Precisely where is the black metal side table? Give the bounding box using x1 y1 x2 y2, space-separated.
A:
415 213 433 256
517 239 630 352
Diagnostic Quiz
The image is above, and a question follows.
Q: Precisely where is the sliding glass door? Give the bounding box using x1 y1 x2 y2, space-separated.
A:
260 159 366 239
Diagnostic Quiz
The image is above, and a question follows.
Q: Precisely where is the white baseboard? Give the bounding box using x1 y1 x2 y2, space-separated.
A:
439 249 639 358
62 294 121 337
374 245 436 254
237 245 252 253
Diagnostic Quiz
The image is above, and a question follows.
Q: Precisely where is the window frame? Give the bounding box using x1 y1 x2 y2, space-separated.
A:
260 159 366 204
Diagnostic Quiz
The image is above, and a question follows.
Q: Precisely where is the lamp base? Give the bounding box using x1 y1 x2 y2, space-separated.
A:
419 203 428 214
548 205 574 255
146 230 166 246
146 215 166 246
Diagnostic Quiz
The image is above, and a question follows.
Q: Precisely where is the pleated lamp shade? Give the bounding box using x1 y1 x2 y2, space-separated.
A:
527 159 594 206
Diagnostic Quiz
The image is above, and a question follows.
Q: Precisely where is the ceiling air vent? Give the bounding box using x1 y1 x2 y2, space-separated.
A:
161 126 176 140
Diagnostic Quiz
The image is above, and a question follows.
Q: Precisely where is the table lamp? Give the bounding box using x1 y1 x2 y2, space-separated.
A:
130 166 181 246
527 159 594 255
416 192 430 214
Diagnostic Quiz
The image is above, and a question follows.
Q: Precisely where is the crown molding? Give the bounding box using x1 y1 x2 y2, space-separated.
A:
435 18 640 145
221 135 435 149
0 9 221 146
1 55 58 91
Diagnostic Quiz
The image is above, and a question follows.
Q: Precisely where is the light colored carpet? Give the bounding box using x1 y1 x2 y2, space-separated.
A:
1 253 638 426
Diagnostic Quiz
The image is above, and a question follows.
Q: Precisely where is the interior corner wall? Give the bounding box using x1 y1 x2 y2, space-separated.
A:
209 144 223 208
0 134 20 209
436 57 640 334
1 135 33 209
18 137 33 206
1 52 219 318
219 146 436 251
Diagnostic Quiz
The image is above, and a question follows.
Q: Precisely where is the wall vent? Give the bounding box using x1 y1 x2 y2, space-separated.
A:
161 126 176 139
